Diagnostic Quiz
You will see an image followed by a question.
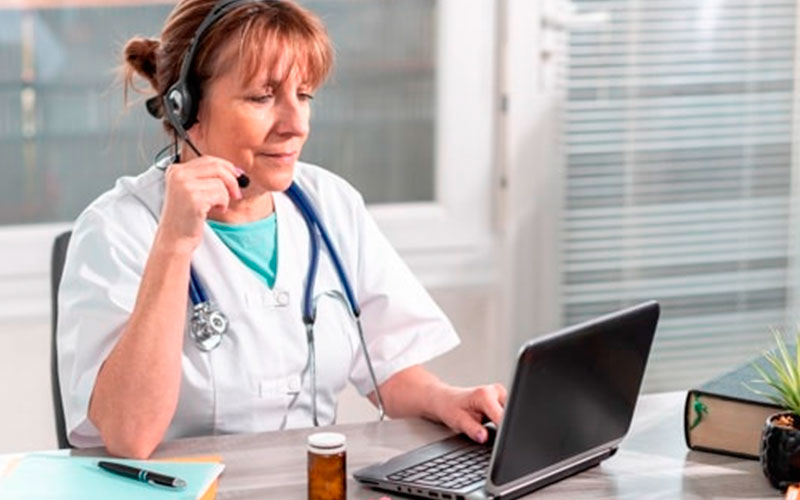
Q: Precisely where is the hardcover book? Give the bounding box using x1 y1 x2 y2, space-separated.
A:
684 353 782 460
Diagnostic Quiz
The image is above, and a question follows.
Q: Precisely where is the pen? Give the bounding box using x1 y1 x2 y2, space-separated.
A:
97 460 187 489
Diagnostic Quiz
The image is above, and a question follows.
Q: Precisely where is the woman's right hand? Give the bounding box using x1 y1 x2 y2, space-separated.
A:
157 155 242 254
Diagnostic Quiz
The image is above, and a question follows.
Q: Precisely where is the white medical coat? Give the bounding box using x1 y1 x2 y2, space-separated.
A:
57 159 460 447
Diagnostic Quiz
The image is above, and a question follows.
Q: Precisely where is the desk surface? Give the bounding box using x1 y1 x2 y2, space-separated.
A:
60 392 778 499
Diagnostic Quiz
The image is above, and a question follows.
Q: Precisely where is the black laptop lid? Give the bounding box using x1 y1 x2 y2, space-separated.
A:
490 301 659 486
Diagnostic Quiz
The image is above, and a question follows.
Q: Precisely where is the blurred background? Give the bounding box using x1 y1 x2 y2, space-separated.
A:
1 0 798 452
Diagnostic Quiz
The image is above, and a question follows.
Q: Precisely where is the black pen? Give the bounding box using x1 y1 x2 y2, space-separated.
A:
97 460 187 489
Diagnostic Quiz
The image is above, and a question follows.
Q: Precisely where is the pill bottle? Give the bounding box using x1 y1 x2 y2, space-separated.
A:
307 432 346 500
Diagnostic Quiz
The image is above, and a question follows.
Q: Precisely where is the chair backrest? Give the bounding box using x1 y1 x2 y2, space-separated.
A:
51 230 72 449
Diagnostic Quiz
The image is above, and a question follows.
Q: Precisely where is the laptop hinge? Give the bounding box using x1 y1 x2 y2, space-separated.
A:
487 447 615 499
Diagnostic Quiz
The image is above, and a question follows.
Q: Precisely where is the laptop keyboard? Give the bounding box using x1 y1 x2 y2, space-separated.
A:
386 445 492 491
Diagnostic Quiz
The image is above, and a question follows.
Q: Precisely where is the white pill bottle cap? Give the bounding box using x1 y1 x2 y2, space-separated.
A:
308 432 346 455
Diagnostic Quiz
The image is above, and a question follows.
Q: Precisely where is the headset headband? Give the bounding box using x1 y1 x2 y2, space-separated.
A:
176 0 253 88
148 0 275 133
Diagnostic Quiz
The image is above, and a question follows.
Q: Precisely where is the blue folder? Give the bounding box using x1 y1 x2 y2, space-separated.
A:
0 454 224 499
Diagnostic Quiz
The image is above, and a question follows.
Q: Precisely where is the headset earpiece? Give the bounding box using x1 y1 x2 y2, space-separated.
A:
163 82 197 130
161 82 202 156
153 0 273 151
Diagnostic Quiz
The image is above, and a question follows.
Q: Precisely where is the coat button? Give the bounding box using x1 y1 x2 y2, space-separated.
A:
286 377 302 393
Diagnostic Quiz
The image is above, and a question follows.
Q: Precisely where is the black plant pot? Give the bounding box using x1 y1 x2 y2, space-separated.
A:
760 412 800 489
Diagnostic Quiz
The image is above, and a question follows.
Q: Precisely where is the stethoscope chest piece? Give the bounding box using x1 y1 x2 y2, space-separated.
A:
190 302 229 351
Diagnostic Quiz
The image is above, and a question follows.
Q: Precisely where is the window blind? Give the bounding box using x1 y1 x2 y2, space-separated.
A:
562 0 796 391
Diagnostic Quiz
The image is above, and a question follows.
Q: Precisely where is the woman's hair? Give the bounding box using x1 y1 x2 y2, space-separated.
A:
121 0 333 134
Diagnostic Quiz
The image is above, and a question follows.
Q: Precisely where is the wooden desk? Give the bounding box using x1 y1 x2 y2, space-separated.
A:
62 392 778 498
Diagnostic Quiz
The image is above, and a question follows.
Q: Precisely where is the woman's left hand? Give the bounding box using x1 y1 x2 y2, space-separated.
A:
431 383 508 444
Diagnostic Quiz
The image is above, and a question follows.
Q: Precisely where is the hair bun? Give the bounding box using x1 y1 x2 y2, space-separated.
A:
123 37 160 90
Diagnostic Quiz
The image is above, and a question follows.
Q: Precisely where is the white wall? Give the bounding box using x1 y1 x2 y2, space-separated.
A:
496 0 561 362
0 285 500 454
0 318 53 453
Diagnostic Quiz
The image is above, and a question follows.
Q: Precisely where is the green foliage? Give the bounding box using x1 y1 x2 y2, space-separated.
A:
746 328 800 416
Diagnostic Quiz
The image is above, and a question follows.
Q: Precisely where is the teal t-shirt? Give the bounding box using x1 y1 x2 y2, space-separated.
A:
207 214 278 288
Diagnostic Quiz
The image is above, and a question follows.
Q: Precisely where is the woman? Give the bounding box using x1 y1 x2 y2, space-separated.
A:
57 0 506 459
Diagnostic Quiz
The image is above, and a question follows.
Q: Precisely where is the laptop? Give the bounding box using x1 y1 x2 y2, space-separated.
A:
354 300 660 500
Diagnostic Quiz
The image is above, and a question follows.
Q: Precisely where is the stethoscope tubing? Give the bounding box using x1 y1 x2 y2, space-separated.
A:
283 183 385 422
189 267 208 305
187 179 386 424
284 183 323 324
284 183 361 318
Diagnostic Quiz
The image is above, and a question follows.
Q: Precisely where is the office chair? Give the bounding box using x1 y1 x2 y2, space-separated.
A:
50 230 72 449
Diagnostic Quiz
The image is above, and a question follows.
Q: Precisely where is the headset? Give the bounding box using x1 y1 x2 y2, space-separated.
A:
146 0 283 187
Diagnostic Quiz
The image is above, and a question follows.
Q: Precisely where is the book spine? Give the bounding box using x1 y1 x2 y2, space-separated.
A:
683 390 694 451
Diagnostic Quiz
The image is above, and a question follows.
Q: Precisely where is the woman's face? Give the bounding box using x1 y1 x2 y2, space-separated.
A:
190 44 313 194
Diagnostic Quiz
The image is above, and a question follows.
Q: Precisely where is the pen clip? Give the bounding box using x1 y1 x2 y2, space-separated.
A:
147 476 187 489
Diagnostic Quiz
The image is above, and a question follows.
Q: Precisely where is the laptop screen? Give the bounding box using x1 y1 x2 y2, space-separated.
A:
490 303 658 486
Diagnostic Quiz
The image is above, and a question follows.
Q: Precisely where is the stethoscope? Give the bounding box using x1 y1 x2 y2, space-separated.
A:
154 153 386 426
141 0 384 427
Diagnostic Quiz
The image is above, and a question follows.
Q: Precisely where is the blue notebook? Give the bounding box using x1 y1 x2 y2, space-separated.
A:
0 454 224 499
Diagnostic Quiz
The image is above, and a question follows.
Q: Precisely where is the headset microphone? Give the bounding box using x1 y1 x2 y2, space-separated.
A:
146 94 250 189
145 0 260 189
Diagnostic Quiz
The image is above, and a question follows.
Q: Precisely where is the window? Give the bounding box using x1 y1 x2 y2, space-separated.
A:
0 0 496 320
1 1 442 222
304 0 437 205
560 0 797 390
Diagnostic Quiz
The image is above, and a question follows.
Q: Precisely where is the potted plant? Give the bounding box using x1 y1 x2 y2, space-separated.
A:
749 331 800 489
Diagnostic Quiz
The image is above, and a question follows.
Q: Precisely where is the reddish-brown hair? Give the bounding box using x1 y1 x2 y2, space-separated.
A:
122 0 333 134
